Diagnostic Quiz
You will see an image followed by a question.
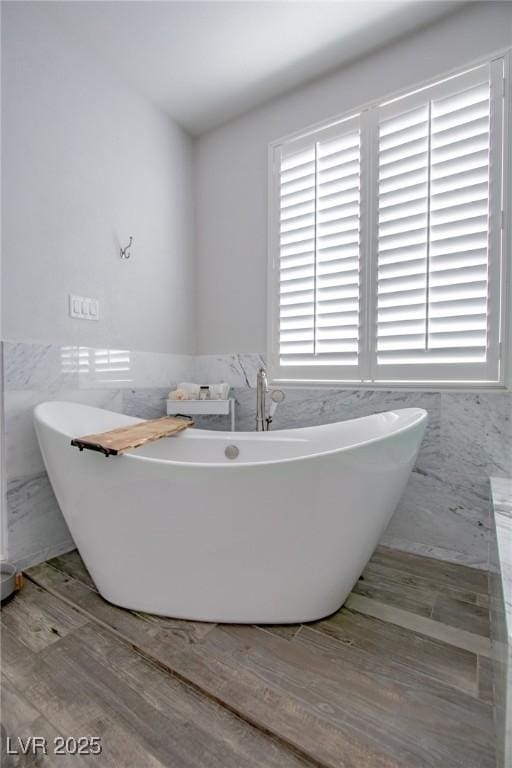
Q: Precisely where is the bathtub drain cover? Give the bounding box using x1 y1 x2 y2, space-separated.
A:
225 445 239 460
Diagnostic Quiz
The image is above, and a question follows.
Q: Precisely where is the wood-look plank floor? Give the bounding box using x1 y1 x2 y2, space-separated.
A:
0 546 495 768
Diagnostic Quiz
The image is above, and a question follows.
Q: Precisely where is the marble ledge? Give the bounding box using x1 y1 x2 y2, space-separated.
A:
491 476 512 642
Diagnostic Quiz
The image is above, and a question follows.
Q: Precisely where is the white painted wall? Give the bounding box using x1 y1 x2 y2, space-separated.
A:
195 2 512 354
2 2 195 355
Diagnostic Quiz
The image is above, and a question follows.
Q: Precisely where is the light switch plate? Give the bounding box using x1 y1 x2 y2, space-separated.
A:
69 294 99 321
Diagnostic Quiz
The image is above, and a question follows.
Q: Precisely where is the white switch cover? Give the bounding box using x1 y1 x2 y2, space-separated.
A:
69 294 99 321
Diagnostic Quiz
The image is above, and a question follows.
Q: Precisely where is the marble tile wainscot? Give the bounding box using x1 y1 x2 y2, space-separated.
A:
2 341 194 569
192 354 512 570
3 343 511 573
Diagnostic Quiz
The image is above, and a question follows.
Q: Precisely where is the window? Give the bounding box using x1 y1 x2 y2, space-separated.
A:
268 58 508 386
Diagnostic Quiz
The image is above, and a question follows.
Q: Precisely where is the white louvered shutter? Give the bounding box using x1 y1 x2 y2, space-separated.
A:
374 63 503 382
272 114 367 381
269 60 505 386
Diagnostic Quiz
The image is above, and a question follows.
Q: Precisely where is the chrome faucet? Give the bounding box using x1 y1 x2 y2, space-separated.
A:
256 367 268 432
256 367 285 431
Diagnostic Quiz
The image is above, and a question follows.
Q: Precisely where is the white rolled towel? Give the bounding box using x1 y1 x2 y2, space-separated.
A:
177 382 201 399
168 388 189 401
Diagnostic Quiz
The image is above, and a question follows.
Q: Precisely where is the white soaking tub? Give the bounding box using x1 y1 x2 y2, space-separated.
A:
34 401 427 623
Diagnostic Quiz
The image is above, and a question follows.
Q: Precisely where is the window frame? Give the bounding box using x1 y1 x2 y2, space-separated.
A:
267 52 511 390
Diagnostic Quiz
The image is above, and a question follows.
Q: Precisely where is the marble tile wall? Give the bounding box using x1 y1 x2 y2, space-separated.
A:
3 345 511 572
186 354 512 570
2 341 193 568
489 478 512 768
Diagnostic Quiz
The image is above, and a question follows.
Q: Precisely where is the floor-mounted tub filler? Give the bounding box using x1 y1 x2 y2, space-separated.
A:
34 401 427 624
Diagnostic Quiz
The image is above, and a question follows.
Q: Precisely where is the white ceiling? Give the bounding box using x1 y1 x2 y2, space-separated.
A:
43 0 466 135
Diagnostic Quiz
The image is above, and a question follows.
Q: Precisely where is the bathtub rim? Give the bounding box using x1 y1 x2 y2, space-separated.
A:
34 401 428 469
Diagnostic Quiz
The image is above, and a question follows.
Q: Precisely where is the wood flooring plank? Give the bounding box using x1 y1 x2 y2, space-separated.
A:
477 655 494 704
47 550 96 591
431 594 490 638
360 559 481 607
0 623 42 692
353 571 435 618
373 547 488 596
1 674 41 732
310 607 479 696
1 580 88 653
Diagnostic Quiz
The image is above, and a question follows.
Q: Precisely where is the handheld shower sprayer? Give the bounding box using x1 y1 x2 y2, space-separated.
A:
269 389 285 418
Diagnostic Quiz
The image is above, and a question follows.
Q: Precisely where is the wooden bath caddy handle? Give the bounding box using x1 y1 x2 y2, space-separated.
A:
71 415 194 457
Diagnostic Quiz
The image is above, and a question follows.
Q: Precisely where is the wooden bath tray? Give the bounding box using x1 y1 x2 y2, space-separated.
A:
71 415 194 457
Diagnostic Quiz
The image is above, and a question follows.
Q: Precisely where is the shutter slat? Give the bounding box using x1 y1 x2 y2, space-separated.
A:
379 211 427 238
380 182 428 209
280 242 315 259
318 257 359 276
380 196 428 224
280 264 315 282
317 296 360 312
280 303 315 318
433 95 489 128
281 211 315 232
432 115 489 149
379 136 428 167
430 198 488 225
281 160 315 185
431 132 488 165
281 188 316 210
318 203 360 225
431 180 488 210
315 244 360 262
318 174 360 199
280 226 314 245
379 166 428 195
280 278 314 295
379 150 428 181
379 257 427 280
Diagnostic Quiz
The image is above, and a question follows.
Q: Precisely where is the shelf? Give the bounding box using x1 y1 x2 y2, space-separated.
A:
166 398 236 431
166 399 231 416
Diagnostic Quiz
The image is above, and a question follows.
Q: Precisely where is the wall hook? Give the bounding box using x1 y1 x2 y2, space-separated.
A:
120 236 133 259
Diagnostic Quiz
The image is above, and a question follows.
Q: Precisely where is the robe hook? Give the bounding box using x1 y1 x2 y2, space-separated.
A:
120 236 133 259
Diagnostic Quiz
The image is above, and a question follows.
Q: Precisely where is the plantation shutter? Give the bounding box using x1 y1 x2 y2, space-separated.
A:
271 114 368 382
373 62 503 382
269 59 505 386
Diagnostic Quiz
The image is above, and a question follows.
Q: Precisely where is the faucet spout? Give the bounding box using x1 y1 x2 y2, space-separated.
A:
256 367 268 432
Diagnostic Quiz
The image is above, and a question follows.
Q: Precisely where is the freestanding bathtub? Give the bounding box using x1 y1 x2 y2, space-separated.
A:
34 401 427 623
